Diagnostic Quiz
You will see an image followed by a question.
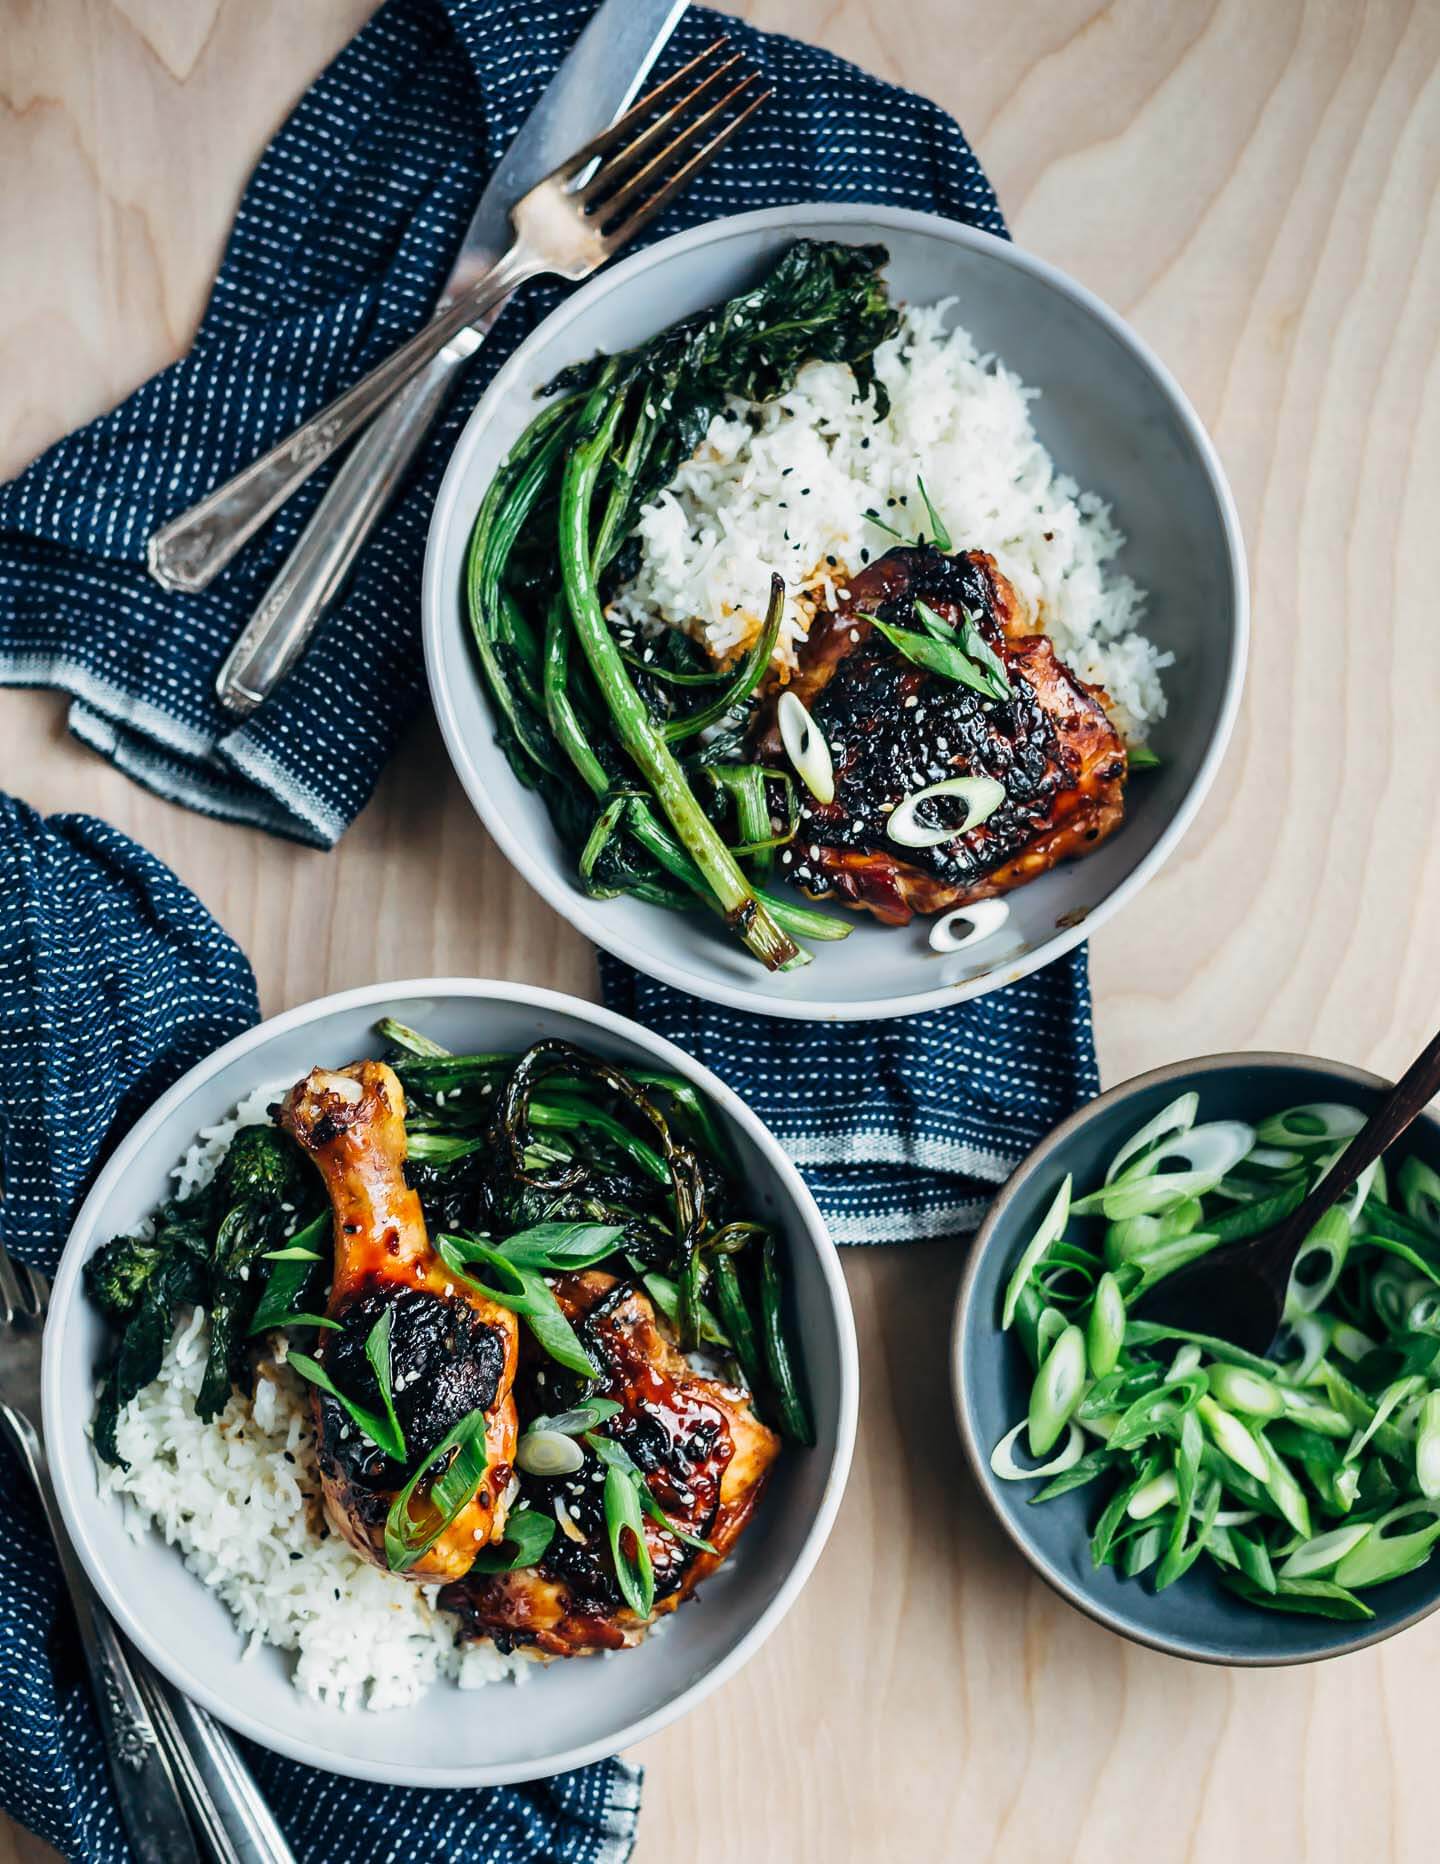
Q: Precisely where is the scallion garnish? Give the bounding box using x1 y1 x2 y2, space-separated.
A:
859 609 1010 702
288 1318 407 1466
382 1405 490 1573
602 1464 655 1618
991 1091 1440 1618
469 1507 556 1575
436 1233 600 1378
885 775 1006 849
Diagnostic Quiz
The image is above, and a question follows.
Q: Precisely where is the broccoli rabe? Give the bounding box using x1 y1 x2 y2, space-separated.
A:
84 1234 169 1320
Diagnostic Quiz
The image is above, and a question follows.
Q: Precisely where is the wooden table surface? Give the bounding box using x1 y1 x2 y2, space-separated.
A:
5 2 1440 1859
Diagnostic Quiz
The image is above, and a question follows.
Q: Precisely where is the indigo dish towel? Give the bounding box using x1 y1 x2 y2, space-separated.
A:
0 796 642 1862
0 0 1005 846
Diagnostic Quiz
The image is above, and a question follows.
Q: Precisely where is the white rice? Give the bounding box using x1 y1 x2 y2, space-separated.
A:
96 1097 526 1711
610 301 1170 743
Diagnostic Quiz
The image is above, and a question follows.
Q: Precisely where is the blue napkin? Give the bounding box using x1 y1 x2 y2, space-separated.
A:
0 796 641 1861
0 0 1005 845
601 955 1099 1244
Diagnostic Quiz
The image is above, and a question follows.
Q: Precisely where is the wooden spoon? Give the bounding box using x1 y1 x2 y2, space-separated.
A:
1134 1029 1440 1354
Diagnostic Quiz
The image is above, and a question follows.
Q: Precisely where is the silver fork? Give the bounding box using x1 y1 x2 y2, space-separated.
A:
146 39 769 626
0 1245 294 1864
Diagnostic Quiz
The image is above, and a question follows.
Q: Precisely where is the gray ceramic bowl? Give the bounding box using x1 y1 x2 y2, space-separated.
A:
952 1052 1440 1665
423 203 1248 1021
42 979 857 1785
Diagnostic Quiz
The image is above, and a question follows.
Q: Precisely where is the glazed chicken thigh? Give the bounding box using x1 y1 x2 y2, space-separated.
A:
280 1061 519 1582
443 1270 780 1656
750 545 1128 924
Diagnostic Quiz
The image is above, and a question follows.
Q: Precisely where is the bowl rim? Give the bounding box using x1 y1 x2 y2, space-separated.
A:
422 200 1251 1022
41 976 860 1786
950 1048 1440 1667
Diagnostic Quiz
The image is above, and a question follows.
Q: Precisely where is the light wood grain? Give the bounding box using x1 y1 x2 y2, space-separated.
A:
4 2 1440 1860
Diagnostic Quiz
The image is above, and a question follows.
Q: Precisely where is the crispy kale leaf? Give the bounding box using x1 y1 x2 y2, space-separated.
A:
196 1127 310 1420
90 1124 318 1462
88 1201 208 1467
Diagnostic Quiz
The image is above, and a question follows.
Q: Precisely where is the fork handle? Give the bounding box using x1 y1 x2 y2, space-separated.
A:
214 340 476 715
147 238 540 596
1 1405 203 1863
4 1404 297 1864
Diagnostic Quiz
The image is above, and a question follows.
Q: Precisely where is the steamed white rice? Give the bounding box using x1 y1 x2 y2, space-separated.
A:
96 1094 525 1711
610 301 1170 743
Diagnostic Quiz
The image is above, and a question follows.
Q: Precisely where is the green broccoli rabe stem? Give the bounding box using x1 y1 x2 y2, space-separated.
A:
556 388 799 972
542 597 838 952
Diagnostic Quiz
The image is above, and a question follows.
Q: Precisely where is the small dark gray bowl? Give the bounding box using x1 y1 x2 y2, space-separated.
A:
952 1051 1440 1666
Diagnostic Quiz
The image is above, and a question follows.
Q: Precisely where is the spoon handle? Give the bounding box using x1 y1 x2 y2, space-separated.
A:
1281 1027 1440 1247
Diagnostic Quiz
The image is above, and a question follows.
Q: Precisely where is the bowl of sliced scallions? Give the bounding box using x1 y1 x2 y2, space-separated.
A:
952 1052 1440 1664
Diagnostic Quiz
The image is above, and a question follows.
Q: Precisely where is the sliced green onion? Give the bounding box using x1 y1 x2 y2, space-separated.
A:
1399 1157 1440 1237
602 1464 655 1618
288 1330 407 1465
1028 1324 1086 1457
1333 1501 1440 1589
1001 1175 1072 1330
528 1399 623 1437
1276 1385 1351 1437
1104 1092 1200 1185
1035 1304 1068 1362
584 1431 717 1556
1126 1470 1179 1520
1207 1364 1284 1419
1344 1374 1425 1464
1417 1391 1440 1498
469 1507 556 1574
364 1309 406 1462
928 898 1012 953
382 1406 489 1574
436 1234 599 1378
990 1420 1085 1480
1196 1395 1268 1481
1284 1207 1351 1317
885 776 1006 850
1256 1433 1312 1539
493 1221 627 1271
516 1429 586 1477
862 611 1009 702
777 691 835 805
1245 1144 1305 1172
1074 1123 1255 1219
916 475 952 551
1086 1272 1126 1379
1276 1522 1372 1579
1255 1103 1366 1148
1329 1320 1377 1363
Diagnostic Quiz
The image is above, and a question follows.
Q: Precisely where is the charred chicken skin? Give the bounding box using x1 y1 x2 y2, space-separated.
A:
751 545 1127 924
280 1062 519 1583
442 1270 780 1657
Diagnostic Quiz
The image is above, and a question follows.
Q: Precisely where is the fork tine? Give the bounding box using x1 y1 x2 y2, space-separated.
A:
555 36 734 181
587 72 764 226
576 52 747 205
0 1246 26 1327
602 89 771 251
23 1264 48 1322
